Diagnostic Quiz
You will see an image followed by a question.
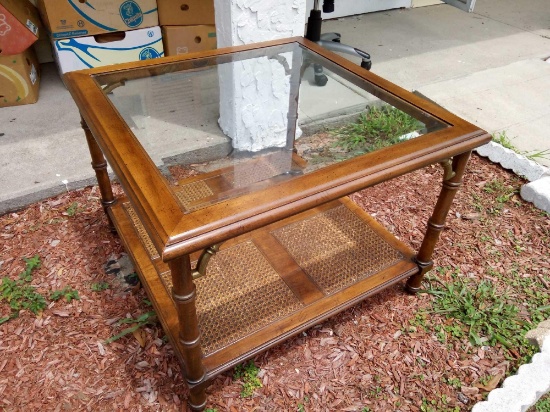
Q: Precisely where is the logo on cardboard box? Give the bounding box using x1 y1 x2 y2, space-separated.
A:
120 0 143 28
139 47 160 60
0 13 11 36
25 19 38 36
0 63 30 101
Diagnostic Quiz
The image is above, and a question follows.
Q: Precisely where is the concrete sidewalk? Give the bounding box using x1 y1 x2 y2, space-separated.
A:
1 0 550 214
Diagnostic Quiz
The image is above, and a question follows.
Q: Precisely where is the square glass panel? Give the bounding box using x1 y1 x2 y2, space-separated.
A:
94 43 447 213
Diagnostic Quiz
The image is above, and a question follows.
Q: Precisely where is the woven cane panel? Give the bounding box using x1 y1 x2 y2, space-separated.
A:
174 180 214 212
159 241 303 355
222 152 292 189
123 203 160 260
272 205 403 295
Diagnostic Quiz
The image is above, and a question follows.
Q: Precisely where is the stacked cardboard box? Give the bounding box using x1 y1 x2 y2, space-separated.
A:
36 0 164 74
0 0 42 107
158 0 216 57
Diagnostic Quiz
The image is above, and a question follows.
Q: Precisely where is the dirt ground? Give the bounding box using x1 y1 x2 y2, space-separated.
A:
1 154 549 411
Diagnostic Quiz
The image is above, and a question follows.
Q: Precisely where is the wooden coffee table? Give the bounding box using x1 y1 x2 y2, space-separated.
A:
65 37 491 411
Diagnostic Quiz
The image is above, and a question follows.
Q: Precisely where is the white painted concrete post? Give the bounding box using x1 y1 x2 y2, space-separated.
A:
214 0 306 152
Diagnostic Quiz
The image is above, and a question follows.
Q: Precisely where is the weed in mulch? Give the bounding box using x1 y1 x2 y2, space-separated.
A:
50 286 80 303
423 267 541 365
1 255 84 323
90 281 110 292
0 255 46 323
233 360 263 398
104 310 157 345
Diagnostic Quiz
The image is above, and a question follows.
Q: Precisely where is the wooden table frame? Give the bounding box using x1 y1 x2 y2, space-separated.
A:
66 37 491 411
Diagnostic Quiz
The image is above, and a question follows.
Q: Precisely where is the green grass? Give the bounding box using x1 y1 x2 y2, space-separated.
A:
492 131 550 162
526 149 550 162
420 397 460 412
233 360 262 398
492 131 518 151
442 376 462 389
482 178 518 215
531 393 550 412
332 105 423 153
422 267 547 365
489 264 550 325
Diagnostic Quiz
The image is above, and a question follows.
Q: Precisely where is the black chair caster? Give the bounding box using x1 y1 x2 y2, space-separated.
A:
361 60 372 71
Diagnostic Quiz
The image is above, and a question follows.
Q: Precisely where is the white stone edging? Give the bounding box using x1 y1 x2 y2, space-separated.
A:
475 142 549 182
475 142 550 213
472 143 550 411
472 321 550 412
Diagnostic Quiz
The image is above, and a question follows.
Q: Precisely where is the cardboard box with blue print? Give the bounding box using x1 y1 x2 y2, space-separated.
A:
0 0 41 56
0 47 40 107
52 26 164 74
37 0 158 39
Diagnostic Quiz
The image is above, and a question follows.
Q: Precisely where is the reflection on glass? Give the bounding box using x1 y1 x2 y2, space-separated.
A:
296 104 425 173
95 43 447 213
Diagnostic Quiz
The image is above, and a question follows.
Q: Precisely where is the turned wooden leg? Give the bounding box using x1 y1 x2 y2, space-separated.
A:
81 115 116 231
406 151 472 293
169 256 207 411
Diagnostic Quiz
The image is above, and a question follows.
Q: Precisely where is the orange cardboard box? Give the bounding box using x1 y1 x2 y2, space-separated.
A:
0 47 40 107
0 0 41 56
157 0 215 26
162 25 216 56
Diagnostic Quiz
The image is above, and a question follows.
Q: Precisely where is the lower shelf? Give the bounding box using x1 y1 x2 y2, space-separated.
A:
109 196 419 380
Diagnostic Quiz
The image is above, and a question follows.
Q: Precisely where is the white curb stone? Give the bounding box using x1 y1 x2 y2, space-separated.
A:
475 141 550 213
472 323 550 412
520 177 550 214
475 142 549 182
471 139 550 411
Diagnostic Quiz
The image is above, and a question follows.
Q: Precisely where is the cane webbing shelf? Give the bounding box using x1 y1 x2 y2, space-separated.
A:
111 196 417 375
171 150 307 213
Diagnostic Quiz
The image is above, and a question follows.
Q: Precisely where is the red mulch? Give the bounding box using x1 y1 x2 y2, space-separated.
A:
1 154 549 411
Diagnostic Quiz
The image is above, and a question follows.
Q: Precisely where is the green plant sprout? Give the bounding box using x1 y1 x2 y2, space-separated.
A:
0 255 46 324
104 311 157 344
65 201 85 217
233 360 262 398
50 286 80 303
90 281 110 292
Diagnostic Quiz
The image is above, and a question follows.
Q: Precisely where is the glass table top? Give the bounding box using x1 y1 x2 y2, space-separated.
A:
94 42 448 214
